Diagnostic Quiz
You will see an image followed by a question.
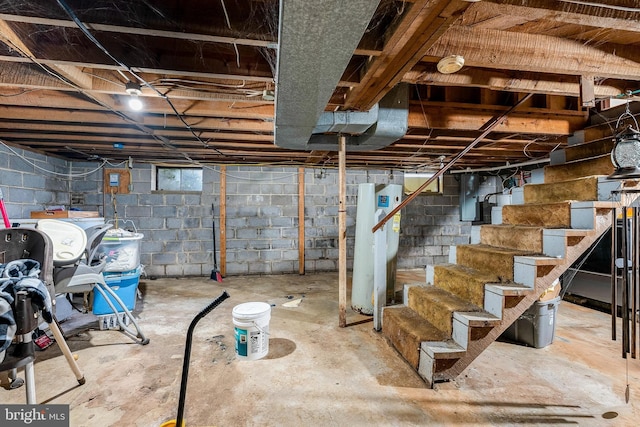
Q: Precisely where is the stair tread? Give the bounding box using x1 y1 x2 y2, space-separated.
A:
457 243 535 256
481 224 544 230
410 286 481 312
544 228 593 236
435 263 496 281
514 255 564 265
534 174 604 185
485 283 534 296
453 311 500 326
433 264 496 307
408 286 482 335
420 340 465 359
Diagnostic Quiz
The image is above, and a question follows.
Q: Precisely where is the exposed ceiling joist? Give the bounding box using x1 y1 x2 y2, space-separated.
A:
404 65 624 98
344 0 472 111
0 0 636 169
426 26 640 81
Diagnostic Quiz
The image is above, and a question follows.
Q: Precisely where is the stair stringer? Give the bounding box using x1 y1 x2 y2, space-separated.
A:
421 207 613 385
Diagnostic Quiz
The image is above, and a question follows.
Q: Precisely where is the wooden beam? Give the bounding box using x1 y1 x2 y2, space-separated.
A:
0 89 275 120
407 105 586 134
298 167 305 275
0 62 270 104
0 63 274 104
305 151 331 166
477 0 640 32
0 13 275 48
0 55 274 83
344 0 472 111
0 122 271 142
0 19 125 108
425 26 640 80
0 106 274 133
219 166 227 278
404 65 624 98
338 135 347 328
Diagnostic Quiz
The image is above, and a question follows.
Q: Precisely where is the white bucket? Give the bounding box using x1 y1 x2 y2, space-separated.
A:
232 302 271 360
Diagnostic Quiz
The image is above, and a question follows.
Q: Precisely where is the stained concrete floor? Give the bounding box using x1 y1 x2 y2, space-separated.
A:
2 270 640 426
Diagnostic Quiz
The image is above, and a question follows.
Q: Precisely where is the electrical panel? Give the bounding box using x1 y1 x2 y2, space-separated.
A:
459 174 481 222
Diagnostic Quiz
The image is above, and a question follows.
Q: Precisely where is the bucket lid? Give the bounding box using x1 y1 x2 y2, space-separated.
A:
103 228 144 241
232 302 271 320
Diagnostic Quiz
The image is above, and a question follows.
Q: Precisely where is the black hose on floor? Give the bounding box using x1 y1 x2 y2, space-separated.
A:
176 290 230 427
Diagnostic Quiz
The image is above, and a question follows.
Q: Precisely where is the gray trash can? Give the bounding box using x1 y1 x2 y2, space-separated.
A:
501 296 561 348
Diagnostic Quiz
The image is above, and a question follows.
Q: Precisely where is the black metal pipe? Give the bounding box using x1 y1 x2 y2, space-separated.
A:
622 207 630 357
176 291 230 427
612 207 618 341
629 206 640 359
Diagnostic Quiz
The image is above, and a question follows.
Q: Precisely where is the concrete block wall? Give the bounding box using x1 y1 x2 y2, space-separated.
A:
1 145 470 277
0 144 70 221
398 175 472 269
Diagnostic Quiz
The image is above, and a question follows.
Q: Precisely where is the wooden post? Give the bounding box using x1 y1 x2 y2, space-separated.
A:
219 165 227 277
338 135 347 328
298 167 305 275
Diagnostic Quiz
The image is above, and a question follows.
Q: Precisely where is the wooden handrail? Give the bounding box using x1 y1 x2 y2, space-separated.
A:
372 93 534 233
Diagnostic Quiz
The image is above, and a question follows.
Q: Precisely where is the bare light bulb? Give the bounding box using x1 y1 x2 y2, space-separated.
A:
128 95 143 111
125 81 143 111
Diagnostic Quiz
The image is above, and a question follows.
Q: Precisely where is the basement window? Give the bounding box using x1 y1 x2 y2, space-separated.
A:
153 165 203 192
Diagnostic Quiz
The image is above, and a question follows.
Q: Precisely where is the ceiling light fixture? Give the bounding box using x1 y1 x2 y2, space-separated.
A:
437 55 465 74
125 81 143 111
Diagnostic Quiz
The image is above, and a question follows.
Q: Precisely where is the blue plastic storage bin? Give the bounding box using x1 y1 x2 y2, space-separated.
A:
92 266 142 315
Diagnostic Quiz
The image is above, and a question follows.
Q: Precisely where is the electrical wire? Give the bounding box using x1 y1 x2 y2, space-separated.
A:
401 85 434 165
220 0 240 68
0 88 37 97
148 78 250 89
0 26 176 155
55 0 226 157
1 140 107 177
559 0 640 13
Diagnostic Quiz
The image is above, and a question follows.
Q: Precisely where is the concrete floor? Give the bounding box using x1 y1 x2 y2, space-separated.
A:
2 270 640 426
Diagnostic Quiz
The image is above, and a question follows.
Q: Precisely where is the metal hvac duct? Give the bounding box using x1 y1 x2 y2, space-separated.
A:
274 0 408 151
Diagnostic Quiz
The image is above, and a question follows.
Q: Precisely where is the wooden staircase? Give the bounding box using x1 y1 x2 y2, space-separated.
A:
382 132 635 386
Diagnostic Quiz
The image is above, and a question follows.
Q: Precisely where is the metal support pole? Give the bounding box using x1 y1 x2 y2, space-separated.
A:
612 207 618 341
629 206 639 359
622 206 630 357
